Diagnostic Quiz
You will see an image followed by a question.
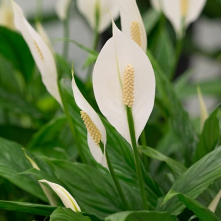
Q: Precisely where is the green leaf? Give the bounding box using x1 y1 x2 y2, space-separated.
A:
143 9 160 35
147 50 198 165
139 146 186 176
194 106 221 162
28 115 77 160
159 145 221 215
0 200 56 216
0 138 47 202
23 159 142 219
177 194 220 221
50 207 91 221
175 77 221 99
105 211 176 221
0 26 34 83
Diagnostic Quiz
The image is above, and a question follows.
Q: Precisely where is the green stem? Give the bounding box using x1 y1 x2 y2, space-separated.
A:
169 38 183 80
62 5 72 60
57 80 88 164
126 107 149 210
35 0 43 23
105 148 129 210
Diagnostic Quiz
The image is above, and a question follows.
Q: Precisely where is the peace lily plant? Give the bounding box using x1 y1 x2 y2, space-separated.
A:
0 0 221 220
151 0 207 38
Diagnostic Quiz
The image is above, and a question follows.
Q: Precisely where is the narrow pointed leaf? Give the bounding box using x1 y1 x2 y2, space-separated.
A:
159 145 221 215
193 106 220 162
139 146 186 176
105 211 176 221
50 207 91 221
177 194 220 221
0 200 56 216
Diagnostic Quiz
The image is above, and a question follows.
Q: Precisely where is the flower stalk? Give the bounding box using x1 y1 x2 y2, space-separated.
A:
100 142 129 210
126 106 149 210
57 80 88 164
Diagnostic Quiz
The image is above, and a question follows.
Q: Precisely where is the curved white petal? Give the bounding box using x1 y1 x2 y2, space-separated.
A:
197 86 208 131
36 22 54 53
117 0 147 51
39 180 81 212
0 0 15 29
72 76 107 169
208 189 221 213
161 0 181 37
93 22 155 145
161 0 206 38
185 0 206 27
55 0 71 21
11 2 61 105
150 0 162 11
76 0 119 33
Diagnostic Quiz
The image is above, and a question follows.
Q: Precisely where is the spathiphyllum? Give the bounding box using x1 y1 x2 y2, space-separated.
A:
117 0 147 51
10 1 61 105
151 0 207 38
1 0 221 220
76 0 119 33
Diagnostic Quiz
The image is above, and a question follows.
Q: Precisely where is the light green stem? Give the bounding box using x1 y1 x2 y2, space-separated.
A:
62 4 72 60
126 107 149 210
57 80 88 164
105 148 129 210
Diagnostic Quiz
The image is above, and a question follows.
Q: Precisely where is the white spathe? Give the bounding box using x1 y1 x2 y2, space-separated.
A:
72 75 108 169
56 0 72 21
93 21 155 146
39 180 81 212
76 0 119 33
208 189 221 213
0 0 15 29
117 0 147 51
156 0 206 38
150 0 162 11
11 1 61 105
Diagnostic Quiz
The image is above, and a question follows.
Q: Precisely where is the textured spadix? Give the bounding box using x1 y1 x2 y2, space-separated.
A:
39 180 81 212
117 0 147 51
160 0 206 38
0 0 15 29
11 1 61 104
72 75 108 169
76 0 119 33
93 21 155 145
56 0 71 21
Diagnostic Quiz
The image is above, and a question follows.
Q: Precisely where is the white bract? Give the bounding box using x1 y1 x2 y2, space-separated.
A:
56 0 72 21
197 86 208 131
0 0 15 29
93 21 155 146
11 1 62 105
150 0 162 12
117 0 147 51
39 180 81 212
72 73 108 169
76 0 119 33
153 0 206 38
208 189 221 213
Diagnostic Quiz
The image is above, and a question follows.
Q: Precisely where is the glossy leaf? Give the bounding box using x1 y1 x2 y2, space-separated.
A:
139 146 186 176
159 145 221 215
105 211 176 221
177 194 220 221
194 106 220 162
0 200 56 216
